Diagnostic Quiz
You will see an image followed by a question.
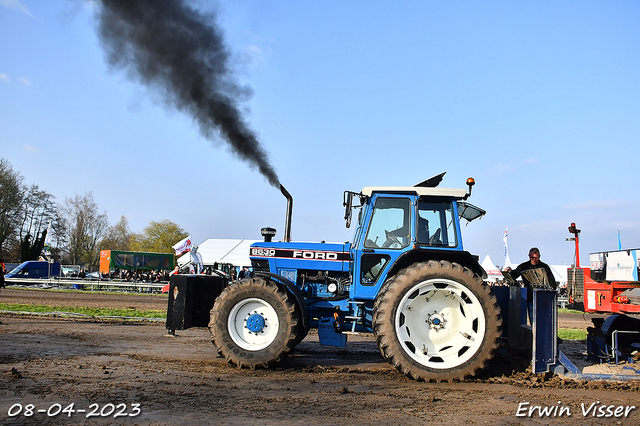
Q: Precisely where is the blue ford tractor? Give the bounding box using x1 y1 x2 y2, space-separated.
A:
203 173 503 382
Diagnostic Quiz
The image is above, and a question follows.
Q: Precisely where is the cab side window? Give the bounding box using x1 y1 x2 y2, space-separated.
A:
360 254 390 285
417 200 457 247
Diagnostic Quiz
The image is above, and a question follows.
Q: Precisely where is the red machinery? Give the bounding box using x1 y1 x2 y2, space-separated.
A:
567 222 640 314
566 224 640 365
569 266 640 315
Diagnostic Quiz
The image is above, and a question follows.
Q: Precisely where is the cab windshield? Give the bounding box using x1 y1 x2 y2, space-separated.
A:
364 197 410 249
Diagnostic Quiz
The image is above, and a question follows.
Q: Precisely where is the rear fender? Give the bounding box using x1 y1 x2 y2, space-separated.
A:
255 271 309 328
387 249 486 280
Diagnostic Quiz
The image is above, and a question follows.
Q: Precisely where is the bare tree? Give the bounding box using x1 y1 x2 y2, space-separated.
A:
16 184 62 261
101 215 132 251
60 192 110 268
0 158 25 255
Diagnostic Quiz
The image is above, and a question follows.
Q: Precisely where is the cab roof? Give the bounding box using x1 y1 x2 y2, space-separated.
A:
360 186 468 199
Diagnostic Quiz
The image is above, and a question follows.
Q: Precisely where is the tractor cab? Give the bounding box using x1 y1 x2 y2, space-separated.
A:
344 175 486 300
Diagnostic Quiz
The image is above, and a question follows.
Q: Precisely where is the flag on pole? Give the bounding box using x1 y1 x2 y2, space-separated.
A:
43 221 52 255
618 230 622 251
172 235 192 256
503 227 512 269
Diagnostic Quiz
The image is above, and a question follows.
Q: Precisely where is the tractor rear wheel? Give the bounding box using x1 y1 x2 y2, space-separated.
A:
373 260 502 382
209 277 301 368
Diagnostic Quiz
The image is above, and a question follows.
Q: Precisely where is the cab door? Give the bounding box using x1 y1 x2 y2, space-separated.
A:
351 194 414 300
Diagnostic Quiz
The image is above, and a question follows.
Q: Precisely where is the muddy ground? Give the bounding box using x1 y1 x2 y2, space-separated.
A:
1 288 639 425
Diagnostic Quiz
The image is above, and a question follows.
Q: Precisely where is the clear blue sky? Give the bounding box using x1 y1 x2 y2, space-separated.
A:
1 0 639 268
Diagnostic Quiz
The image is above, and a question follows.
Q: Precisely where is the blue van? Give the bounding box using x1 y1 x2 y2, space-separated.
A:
5 261 61 279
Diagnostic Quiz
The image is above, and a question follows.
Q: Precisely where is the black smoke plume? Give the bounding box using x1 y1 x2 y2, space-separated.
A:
97 0 279 187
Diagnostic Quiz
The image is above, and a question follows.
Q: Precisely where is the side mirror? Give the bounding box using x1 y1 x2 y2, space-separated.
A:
343 191 353 228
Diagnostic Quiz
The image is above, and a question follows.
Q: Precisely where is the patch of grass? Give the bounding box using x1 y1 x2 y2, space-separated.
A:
558 328 587 340
0 303 166 319
558 308 584 314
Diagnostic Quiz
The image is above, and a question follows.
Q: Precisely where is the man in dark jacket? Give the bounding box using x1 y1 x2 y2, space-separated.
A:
506 247 557 324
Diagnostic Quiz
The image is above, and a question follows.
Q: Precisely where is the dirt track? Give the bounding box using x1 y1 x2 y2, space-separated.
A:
0 288 609 329
1 288 639 425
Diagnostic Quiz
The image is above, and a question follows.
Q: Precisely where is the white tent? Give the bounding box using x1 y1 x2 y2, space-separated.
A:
549 265 568 288
178 239 259 268
480 254 503 282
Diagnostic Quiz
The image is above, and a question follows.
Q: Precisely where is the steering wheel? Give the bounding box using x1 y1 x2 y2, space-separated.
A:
383 230 402 248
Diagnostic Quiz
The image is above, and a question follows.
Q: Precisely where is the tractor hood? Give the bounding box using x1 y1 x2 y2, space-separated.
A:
250 241 351 274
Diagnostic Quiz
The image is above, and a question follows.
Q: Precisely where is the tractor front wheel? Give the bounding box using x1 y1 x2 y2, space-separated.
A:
209 277 301 368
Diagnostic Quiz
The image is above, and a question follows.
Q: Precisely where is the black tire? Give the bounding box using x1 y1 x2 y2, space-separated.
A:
373 260 502 382
209 277 301 368
291 302 309 347
292 324 310 347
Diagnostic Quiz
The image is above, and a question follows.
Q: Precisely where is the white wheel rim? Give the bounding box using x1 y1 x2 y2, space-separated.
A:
395 278 486 370
228 298 279 351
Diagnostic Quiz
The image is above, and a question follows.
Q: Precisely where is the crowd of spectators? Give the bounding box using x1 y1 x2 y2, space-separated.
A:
64 264 255 284
104 269 171 283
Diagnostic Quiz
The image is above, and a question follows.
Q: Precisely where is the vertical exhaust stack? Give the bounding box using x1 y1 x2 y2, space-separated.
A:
280 184 293 242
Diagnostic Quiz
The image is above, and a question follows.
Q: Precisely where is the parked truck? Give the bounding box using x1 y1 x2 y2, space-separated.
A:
168 173 505 382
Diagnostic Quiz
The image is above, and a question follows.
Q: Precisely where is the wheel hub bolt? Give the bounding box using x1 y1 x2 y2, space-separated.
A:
427 313 446 330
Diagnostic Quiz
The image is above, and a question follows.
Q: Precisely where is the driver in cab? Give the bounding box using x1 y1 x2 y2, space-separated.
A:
386 216 431 246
